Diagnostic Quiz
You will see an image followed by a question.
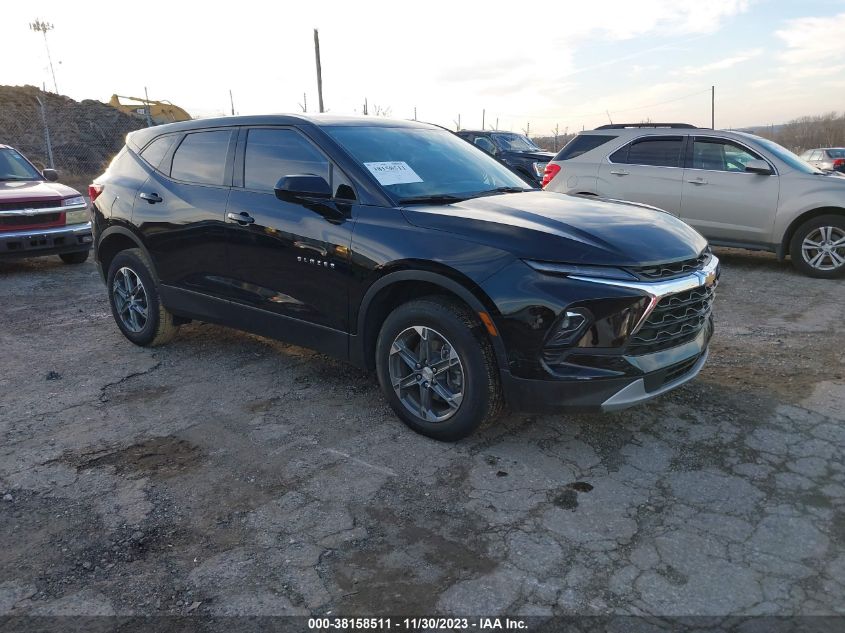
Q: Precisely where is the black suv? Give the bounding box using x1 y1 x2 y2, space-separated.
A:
92 115 718 440
455 130 554 186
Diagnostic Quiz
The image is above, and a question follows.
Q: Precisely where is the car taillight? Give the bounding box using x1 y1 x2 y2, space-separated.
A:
541 163 561 188
834 159 845 168
88 184 103 202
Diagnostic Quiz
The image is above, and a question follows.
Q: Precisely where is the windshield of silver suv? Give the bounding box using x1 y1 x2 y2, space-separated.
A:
327 126 530 201
0 148 43 181
492 132 541 152
738 133 823 175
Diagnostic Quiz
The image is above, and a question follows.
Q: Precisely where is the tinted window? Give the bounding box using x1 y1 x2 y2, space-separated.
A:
692 139 760 172
474 137 497 154
171 131 231 185
140 135 177 171
555 135 618 161
613 137 683 167
829 149 845 158
244 128 329 192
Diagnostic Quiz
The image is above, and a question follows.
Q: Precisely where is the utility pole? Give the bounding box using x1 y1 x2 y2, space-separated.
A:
553 124 560 151
482 109 485 130
229 89 235 115
454 114 461 131
495 117 498 130
711 85 715 129
30 19 58 94
414 106 417 121
314 29 324 113
363 98 368 115
143 86 153 127
298 93 307 112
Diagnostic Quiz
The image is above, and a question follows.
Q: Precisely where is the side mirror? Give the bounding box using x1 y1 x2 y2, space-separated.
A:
745 159 773 175
42 169 59 182
274 175 332 202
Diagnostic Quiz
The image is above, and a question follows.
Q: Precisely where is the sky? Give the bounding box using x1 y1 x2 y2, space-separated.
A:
4 0 845 135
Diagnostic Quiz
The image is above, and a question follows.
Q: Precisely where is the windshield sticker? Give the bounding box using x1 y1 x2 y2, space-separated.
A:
364 161 423 185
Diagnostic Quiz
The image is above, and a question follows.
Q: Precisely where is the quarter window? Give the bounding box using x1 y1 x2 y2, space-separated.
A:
691 139 761 172
555 134 618 161
171 131 231 185
609 137 683 167
244 128 329 192
140 135 177 171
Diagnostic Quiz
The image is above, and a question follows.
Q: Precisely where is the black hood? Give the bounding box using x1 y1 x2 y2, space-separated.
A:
401 191 708 267
502 150 555 161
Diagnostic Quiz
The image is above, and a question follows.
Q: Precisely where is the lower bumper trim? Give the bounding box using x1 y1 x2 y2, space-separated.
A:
601 349 708 411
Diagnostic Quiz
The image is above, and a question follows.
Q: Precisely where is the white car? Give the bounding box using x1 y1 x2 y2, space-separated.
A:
542 123 845 278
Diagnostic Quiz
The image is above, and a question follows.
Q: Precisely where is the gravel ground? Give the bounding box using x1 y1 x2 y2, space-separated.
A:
0 248 843 618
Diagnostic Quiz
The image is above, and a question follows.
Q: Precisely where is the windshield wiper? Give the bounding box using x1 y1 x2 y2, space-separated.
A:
472 186 534 197
0 177 33 182
398 194 469 205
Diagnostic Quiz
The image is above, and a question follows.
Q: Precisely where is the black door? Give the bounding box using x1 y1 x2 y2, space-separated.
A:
223 127 357 343
134 129 235 299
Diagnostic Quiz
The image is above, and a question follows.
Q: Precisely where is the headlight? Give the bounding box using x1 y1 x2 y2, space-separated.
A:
524 260 638 281
65 209 89 225
533 162 548 178
63 196 86 207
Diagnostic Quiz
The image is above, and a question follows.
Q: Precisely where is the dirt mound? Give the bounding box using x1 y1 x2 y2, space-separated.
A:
0 85 147 186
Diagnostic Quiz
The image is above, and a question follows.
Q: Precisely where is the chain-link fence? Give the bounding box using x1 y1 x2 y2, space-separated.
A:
0 86 148 193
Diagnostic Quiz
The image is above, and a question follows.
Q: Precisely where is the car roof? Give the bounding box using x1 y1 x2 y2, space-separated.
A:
128 114 439 150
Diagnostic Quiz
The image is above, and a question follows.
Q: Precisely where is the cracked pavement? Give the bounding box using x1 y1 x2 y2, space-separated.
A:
1 248 843 617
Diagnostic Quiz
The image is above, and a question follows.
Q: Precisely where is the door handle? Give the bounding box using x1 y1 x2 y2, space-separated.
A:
609 169 629 176
687 178 708 185
139 192 162 203
227 211 255 225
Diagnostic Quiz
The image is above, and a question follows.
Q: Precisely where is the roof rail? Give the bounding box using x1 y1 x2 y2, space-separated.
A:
595 123 697 130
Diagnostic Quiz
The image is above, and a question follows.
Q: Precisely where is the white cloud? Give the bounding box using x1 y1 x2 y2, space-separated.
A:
776 12 845 65
679 48 762 75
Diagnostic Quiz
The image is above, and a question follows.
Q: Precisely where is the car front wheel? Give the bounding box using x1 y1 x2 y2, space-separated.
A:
375 297 502 441
790 215 845 278
106 248 179 346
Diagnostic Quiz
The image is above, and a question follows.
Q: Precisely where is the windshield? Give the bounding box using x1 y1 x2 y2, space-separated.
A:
491 132 540 152
0 148 43 181
739 134 823 175
326 126 530 201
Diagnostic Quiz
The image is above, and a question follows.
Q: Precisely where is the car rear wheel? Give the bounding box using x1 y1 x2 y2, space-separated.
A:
790 215 845 278
107 248 179 346
59 251 89 265
375 297 502 441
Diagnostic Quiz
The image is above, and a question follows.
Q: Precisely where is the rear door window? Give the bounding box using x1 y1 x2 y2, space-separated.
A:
610 137 684 167
243 128 330 192
171 130 232 185
554 135 618 161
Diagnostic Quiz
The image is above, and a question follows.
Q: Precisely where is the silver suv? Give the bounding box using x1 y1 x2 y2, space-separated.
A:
542 123 845 278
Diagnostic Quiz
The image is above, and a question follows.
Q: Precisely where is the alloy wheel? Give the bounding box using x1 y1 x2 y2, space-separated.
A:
801 226 845 271
112 267 149 333
388 326 464 423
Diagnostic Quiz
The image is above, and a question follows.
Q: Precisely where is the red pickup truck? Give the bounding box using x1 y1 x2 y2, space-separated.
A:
0 144 92 263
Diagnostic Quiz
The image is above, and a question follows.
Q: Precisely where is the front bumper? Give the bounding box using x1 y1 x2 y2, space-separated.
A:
0 222 93 259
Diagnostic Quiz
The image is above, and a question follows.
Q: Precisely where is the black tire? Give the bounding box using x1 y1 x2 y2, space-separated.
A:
106 248 178 346
375 296 502 441
789 214 845 278
59 250 89 265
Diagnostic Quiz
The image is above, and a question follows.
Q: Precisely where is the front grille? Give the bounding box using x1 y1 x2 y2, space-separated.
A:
0 199 62 212
0 213 62 227
627 285 715 355
632 252 709 281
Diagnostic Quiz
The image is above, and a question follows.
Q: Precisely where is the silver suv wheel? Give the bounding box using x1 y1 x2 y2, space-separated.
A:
388 325 464 423
112 266 149 333
801 226 845 271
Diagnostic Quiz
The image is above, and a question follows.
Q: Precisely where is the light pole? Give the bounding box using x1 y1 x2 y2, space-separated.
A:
30 19 59 94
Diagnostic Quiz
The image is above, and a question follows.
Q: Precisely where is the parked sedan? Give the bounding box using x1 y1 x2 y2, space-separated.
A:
543 124 845 278
0 145 92 263
799 148 845 173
